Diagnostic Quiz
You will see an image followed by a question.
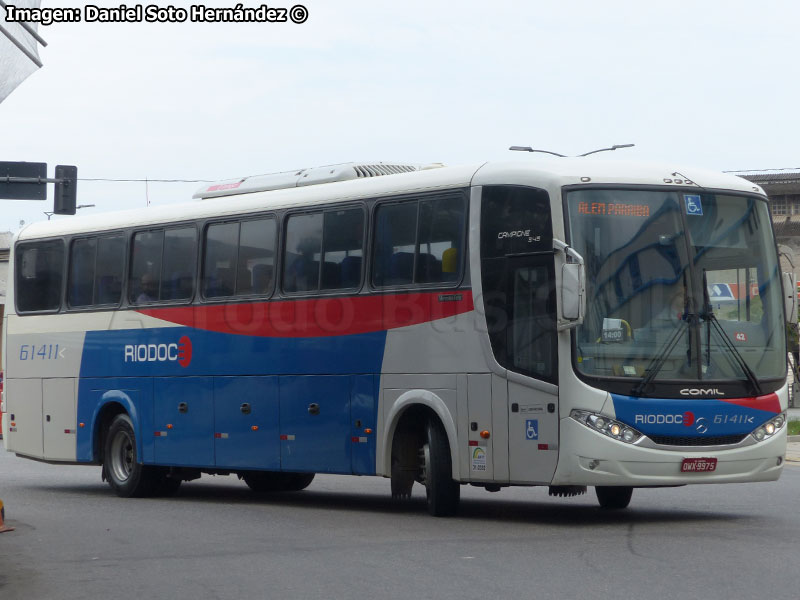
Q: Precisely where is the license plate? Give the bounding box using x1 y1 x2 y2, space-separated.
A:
681 457 717 472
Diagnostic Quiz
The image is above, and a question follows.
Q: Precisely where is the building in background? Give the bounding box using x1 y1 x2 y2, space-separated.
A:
734 170 800 279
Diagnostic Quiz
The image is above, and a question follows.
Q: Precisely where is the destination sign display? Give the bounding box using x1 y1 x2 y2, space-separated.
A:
577 201 650 217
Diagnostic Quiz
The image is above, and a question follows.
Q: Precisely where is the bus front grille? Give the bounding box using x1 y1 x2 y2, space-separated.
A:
648 434 749 447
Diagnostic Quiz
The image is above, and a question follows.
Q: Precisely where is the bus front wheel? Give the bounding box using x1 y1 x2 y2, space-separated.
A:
420 419 460 517
595 486 633 510
104 413 156 497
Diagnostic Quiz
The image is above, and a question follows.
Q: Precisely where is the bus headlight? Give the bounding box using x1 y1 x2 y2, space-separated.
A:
749 412 786 443
571 410 643 444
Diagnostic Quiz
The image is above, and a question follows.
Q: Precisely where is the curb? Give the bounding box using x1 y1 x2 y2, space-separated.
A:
789 435 800 443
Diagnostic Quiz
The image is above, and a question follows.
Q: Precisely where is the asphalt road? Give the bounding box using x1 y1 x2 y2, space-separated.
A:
1 448 799 600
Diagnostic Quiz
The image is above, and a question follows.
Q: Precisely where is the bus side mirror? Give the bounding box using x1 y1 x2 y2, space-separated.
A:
560 262 585 328
783 272 797 324
554 239 586 331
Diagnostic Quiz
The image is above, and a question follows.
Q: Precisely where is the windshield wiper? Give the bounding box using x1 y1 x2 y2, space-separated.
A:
702 311 762 396
700 273 762 396
632 319 689 396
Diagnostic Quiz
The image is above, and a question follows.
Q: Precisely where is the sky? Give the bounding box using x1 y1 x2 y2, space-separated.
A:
1 0 799 232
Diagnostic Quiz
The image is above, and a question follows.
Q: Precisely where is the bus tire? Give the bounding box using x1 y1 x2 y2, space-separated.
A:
595 486 633 510
422 419 460 517
104 413 156 498
243 471 314 492
243 471 283 492
282 473 315 491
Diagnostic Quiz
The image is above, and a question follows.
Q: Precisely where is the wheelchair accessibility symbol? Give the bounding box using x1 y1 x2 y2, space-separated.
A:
525 419 539 440
684 194 703 216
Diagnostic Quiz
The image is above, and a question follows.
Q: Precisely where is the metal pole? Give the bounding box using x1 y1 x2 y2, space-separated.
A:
1 176 62 184
0 23 44 68
0 0 47 46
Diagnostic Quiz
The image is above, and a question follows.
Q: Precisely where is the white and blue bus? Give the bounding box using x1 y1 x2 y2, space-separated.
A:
1 159 793 515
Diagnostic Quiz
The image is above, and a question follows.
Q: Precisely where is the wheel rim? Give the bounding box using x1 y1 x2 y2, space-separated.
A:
109 429 134 483
419 442 431 487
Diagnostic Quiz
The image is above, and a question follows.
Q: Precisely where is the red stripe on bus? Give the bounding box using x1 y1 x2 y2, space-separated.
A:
136 291 474 338
720 393 780 414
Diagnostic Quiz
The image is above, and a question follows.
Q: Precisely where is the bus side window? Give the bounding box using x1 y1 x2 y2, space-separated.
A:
68 238 97 308
95 235 124 305
417 196 465 284
16 241 65 313
372 202 416 287
321 208 364 290
203 222 238 299
372 195 465 287
283 212 322 293
161 227 196 301
130 230 164 304
236 217 277 296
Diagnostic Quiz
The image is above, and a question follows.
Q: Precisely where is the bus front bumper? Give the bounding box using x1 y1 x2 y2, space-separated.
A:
551 417 786 487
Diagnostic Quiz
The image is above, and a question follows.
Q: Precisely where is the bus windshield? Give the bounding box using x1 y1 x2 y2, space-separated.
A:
566 189 785 389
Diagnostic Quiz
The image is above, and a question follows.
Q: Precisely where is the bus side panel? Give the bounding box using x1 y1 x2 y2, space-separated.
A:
213 376 280 470
280 375 351 474
81 326 387 377
42 378 77 461
4 378 43 458
467 374 493 481
491 374 510 482
351 374 378 475
154 377 214 467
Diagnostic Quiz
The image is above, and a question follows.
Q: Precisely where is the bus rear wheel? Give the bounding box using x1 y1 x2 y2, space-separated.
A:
420 419 460 517
595 486 633 510
243 471 315 492
104 413 156 498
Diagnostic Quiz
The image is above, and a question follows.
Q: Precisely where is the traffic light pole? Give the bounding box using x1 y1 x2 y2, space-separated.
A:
0 163 78 214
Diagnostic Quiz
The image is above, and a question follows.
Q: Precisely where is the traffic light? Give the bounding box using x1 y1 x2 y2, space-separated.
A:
53 165 77 215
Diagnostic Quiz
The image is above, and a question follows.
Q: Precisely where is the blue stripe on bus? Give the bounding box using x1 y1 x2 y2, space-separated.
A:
611 393 777 437
79 327 388 378
76 328 386 473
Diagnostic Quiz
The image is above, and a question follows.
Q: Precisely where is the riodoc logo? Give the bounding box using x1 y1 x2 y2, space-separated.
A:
124 335 193 368
633 411 708 433
634 411 696 426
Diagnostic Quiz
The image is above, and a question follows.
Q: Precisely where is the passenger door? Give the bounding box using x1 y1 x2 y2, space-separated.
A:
503 256 560 484
479 185 559 485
